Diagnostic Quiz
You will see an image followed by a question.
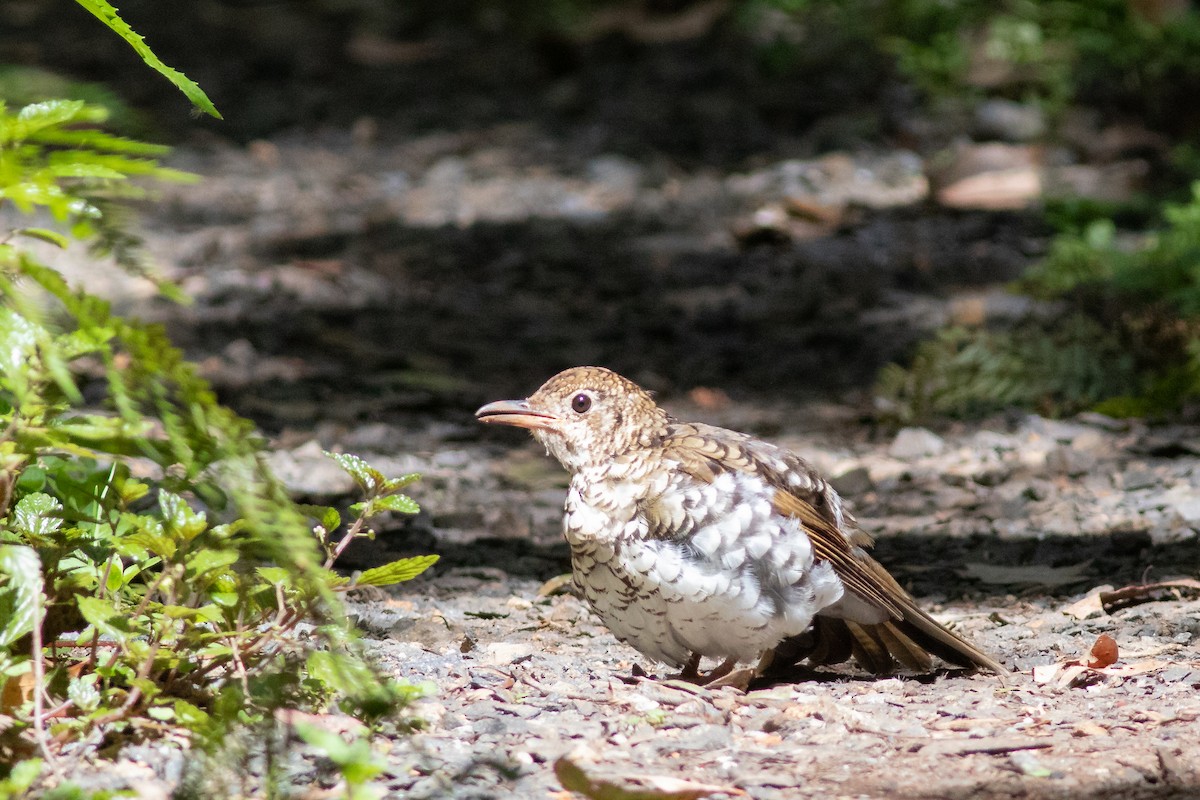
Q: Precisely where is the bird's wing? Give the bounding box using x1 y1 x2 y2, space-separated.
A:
660 422 1006 676
661 422 905 616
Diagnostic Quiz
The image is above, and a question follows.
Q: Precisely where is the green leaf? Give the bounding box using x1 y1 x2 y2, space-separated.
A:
0 546 42 647
13 227 68 248
210 591 240 608
46 162 128 180
255 566 292 586
120 515 176 560
72 0 222 119
355 555 438 587
370 494 420 515
293 722 385 786
53 413 156 443
304 650 343 691
184 549 238 580
76 595 132 641
190 604 226 623
11 493 64 538
324 452 386 494
298 504 341 532
0 307 40 405
158 490 207 540
33 128 169 156
383 473 421 492
118 479 150 504
14 467 46 494
174 699 209 729
4 759 42 793
7 99 90 140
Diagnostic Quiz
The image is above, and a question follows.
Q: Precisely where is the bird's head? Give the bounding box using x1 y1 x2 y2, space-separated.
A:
475 366 670 472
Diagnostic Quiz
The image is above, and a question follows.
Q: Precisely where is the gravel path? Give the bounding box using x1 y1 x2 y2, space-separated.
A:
313 401 1200 800
47 131 1200 798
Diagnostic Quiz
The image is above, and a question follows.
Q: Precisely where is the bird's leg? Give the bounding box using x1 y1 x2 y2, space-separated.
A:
700 657 737 685
674 653 703 683
671 654 738 686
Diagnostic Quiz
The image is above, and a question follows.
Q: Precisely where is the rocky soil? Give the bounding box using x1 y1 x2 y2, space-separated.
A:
33 121 1196 799
63 359 1200 798
328 392 1200 800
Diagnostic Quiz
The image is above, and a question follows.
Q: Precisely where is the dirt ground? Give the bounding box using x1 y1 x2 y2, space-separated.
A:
44 102 1199 800
338 398 1200 800
12 6 1200 796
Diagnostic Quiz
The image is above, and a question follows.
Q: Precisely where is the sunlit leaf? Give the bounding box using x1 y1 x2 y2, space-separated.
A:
184 549 238 580
159 490 207 540
3 758 42 793
68 676 101 712
13 227 68 248
355 555 439 587
71 0 221 118
174 699 210 729
256 566 292 586
383 473 421 492
370 494 420 515
0 546 42 647
76 595 132 642
11 493 64 538
324 452 386 494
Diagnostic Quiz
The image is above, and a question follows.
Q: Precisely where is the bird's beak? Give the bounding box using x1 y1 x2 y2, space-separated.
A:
475 399 559 431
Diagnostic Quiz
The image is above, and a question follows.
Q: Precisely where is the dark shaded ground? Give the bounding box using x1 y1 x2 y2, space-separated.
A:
178 206 1042 416
10 0 1055 418
13 0 896 159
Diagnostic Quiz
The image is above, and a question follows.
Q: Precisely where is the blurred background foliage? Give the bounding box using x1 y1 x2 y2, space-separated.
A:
5 0 1200 420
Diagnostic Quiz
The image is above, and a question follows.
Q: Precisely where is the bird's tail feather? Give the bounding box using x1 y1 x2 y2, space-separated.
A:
772 609 1007 678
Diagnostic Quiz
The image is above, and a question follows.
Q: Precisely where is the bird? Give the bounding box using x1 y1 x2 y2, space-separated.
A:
476 366 1006 684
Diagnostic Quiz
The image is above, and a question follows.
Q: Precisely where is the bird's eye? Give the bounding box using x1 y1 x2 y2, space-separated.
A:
571 393 592 413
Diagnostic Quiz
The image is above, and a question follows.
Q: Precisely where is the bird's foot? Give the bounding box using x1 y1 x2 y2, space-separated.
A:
673 653 705 683
670 655 742 687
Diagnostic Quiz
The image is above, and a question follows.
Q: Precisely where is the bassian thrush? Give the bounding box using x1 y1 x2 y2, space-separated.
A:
476 367 1006 683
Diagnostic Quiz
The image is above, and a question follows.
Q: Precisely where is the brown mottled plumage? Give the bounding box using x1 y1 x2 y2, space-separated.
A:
477 367 1006 682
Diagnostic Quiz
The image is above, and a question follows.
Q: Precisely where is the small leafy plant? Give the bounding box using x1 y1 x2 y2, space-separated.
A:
0 14 436 795
879 183 1200 420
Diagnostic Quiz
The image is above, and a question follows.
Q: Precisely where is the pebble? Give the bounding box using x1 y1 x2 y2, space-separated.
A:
974 99 1047 142
1046 445 1098 477
481 642 536 665
889 427 946 459
830 465 872 495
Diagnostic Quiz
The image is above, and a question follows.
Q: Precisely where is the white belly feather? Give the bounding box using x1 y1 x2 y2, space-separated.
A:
566 470 845 667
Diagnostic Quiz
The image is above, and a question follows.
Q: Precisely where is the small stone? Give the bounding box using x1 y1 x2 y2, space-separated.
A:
831 466 872 495
974 99 1047 142
1162 485 1200 523
1062 586 1112 620
889 427 946 459
1160 666 1195 683
1123 469 1160 491
933 142 1042 210
389 616 458 649
481 642 535 665
1045 446 1097 477
1069 430 1106 453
